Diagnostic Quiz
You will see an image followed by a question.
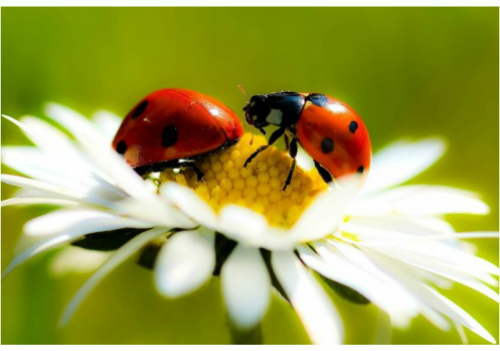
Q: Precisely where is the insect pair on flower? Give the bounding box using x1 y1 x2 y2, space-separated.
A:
2 93 497 344
112 88 371 191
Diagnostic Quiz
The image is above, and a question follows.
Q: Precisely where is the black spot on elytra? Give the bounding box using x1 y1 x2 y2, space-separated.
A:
162 125 178 148
307 93 329 107
132 100 148 120
357 166 364 174
321 137 334 153
349 121 358 134
116 140 127 155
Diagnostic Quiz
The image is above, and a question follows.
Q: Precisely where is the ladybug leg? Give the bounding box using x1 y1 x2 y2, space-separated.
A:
244 145 268 168
314 160 335 184
186 162 204 181
244 127 286 168
282 138 298 191
284 134 290 151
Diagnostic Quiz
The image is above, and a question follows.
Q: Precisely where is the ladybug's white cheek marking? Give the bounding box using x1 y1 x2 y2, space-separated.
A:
266 109 283 125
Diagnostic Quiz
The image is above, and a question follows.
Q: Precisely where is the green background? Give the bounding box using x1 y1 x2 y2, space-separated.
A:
1 7 498 344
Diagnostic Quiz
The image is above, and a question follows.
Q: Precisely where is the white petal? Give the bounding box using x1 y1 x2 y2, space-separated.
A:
85 174 129 202
60 227 166 326
415 232 499 242
218 205 293 250
160 182 217 228
10 188 46 198
366 251 496 343
77 134 155 202
290 176 360 242
346 223 498 276
395 186 489 215
272 251 343 345
298 245 419 321
221 245 271 330
1 174 88 202
76 135 193 228
3 114 76 158
154 230 215 298
454 322 469 345
91 110 121 140
49 247 111 277
1 197 78 207
44 103 107 144
2 146 96 191
411 216 456 234
17 116 102 180
420 304 452 331
296 146 315 171
115 198 195 229
76 134 185 226
1 116 117 203
342 223 499 283
26 107 117 190
18 115 76 152
371 246 499 302
325 240 421 328
363 138 446 194
414 268 455 290
340 222 433 243
3 231 89 278
218 206 267 237
367 245 453 330
427 294 494 342
24 208 153 237
2 114 26 133
351 186 489 216
348 215 453 237
2 174 119 208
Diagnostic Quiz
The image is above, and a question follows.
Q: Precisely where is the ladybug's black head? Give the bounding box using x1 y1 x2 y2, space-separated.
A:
244 94 271 132
244 92 305 133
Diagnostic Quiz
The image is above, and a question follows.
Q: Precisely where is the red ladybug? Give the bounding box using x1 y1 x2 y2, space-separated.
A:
244 92 371 190
113 89 244 177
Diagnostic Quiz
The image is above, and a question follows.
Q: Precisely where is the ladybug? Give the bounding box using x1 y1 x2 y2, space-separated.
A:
112 89 244 178
244 92 371 190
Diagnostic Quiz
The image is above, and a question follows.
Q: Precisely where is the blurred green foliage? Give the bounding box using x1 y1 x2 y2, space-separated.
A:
1 7 498 344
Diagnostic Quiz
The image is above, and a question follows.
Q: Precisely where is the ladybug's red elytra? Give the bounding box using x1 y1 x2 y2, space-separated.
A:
243 92 371 190
112 89 244 177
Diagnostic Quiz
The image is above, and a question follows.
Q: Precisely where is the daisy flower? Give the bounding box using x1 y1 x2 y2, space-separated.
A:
1 104 498 345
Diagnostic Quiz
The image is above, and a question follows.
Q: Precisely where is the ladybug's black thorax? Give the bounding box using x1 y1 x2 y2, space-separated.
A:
266 91 305 127
244 91 305 132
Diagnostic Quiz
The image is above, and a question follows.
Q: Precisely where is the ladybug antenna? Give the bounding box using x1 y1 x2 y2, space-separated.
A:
250 128 255 145
237 84 249 104
237 84 254 145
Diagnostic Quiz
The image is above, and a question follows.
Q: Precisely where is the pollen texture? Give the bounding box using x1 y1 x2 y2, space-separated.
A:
160 133 327 227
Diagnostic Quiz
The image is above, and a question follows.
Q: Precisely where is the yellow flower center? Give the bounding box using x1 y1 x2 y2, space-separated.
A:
159 133 327 227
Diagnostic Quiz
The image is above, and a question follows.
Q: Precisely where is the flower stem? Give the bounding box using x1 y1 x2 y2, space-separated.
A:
228 320 263 345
